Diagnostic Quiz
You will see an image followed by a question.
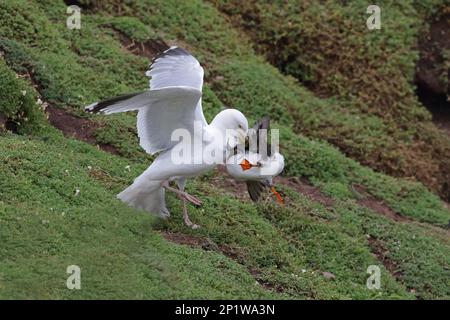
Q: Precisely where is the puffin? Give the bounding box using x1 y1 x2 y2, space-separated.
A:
226 116 285 204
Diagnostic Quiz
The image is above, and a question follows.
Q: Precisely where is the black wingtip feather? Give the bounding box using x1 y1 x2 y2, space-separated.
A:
150 46 192 67
85 92 141 114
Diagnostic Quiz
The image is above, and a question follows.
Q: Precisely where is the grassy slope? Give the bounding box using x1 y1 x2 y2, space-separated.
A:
0 0 449 299
0 132 280 299
211 0 450 202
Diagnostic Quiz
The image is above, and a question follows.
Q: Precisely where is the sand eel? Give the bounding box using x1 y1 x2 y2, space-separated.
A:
86 47 248 228
226 116 285 204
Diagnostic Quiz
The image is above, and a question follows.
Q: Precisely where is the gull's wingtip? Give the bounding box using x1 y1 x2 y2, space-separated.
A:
85 102 98 113
152 46 190 63
166 45 178 52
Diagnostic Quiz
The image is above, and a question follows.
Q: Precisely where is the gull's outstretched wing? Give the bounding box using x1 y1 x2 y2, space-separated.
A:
85 47 207 155
86 87 201 154
146 46 207 125
146 47 204 91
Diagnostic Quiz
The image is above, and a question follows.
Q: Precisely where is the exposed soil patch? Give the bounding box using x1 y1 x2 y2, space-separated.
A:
88 167 117 185
209 166 250 201
161 231 216 249
160 230 281 291
444 201 450 211
268 175 414 225
117 32 169 60
45 105 118 154
359 197 408 222
161 231 245 263
248 268 284 293
352 184 411 222
62 0 109 13
0 60 118 153
367 236 403 278
366 236 422 297
278 176 335 208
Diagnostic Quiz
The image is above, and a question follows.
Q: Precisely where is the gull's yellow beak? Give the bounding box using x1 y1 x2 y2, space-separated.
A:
238 128 247 145
226 128 248 149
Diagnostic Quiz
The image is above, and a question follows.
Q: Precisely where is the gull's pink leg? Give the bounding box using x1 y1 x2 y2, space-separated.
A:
179 194 200 229
161 181 201 229
160 181 202 206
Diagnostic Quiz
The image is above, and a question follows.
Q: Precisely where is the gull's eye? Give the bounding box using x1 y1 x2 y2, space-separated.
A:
238 124 243 129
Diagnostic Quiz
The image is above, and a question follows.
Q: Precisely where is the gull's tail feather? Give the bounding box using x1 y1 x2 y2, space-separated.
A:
117 175 169 218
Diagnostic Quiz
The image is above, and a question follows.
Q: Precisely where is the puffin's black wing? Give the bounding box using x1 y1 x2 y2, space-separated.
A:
249 116 271 157
246 181 267 202
254 116 270 131
244 116 271 201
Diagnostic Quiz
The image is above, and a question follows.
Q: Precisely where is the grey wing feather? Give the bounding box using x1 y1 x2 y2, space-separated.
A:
84 87 202 154
146 46 204 92
145 46 207 126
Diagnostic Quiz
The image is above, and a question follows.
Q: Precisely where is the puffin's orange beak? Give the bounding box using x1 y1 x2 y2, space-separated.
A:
271 186 284 205
240 159 255 171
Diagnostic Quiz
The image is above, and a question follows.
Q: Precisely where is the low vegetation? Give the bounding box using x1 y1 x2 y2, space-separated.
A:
0 0 449 299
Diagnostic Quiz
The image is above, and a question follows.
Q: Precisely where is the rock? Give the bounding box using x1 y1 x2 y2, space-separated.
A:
322 271 336 280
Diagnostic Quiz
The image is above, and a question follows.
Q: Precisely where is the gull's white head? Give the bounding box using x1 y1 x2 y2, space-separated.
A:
211 109 248 148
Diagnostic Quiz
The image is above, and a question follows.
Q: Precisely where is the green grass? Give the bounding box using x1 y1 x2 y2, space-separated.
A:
0 133 281 299
0 0 449 299
0 58 47 135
